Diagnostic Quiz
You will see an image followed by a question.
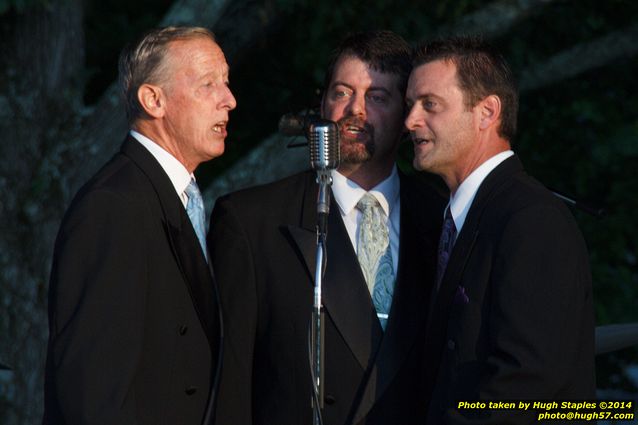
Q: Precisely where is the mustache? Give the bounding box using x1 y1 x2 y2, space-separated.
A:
337 116 373 135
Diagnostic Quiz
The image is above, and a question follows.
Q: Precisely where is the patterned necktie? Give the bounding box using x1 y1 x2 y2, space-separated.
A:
356 193 395 330
436 206 457 289
184 179 208 261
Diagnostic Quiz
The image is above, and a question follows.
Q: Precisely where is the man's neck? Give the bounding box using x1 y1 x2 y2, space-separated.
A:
337 161 395 191
133 121 195 173
445 139 511 194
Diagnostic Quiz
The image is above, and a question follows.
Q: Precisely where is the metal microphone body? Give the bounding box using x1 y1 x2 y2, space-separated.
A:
308 119 339 220
308 119 340 173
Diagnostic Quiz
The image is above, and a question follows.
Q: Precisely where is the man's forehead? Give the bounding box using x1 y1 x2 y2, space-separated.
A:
331 55 402 90
167 38 228 73
410 60 458 86
168 37 223 60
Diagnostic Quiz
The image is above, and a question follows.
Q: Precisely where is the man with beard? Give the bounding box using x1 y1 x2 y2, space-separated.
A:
208 31 444 425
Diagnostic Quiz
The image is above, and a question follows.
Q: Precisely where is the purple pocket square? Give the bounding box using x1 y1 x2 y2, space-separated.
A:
454 285 470 305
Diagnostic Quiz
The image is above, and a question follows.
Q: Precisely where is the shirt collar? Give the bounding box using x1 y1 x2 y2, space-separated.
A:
331 165 400 216
449 150 514 231
130 130 193 196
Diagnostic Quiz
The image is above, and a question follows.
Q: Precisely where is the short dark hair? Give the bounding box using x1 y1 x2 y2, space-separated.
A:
413 35 518 142
323 30 412 95
118 26 216 124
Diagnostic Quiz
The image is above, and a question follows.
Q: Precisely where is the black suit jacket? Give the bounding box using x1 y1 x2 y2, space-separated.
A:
208 170 444 425
44 136 221 425
424 155 596 424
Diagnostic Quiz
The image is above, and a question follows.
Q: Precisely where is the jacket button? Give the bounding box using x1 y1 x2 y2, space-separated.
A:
185 386 197 395
447 339 456 350
325 395 336 405
179 325 188 335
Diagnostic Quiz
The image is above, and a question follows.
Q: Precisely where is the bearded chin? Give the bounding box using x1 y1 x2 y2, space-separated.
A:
339 137 374 164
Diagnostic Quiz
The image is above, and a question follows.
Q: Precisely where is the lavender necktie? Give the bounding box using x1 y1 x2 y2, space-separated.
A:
436 207 457 289
356 193 395 330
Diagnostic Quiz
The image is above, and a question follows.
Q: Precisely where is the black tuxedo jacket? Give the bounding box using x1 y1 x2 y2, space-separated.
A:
424 155 596 424
208 170 444 425
44 136 221 425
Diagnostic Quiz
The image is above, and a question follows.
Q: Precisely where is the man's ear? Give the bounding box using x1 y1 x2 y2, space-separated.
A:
137 83 166 119
478 94 501 130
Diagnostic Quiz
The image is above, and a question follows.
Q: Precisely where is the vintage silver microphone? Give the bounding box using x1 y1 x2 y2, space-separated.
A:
308 119 340 224
308 119 340 169
307 119 339 425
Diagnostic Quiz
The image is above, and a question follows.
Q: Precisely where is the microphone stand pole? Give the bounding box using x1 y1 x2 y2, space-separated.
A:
312 170 331 425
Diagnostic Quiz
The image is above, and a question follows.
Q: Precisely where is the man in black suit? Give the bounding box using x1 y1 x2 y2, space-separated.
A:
405 36 596 424
208 31 444 425
44 26 236 425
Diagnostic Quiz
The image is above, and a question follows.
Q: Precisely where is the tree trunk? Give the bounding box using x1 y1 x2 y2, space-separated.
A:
519 23 638 91
0 0 289 423
0 1 84 423
439 0 556 38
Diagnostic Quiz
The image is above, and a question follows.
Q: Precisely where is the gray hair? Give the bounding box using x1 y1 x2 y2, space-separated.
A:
118 26 216 124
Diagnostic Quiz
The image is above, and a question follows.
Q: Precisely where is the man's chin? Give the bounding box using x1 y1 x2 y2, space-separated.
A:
340 151 372 164
339 140 373 164
413 156 435 173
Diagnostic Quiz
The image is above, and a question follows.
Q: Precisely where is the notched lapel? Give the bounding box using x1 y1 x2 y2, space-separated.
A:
434 156 523 320
285 225 317 281
122 137 218 348
283 170 321 281
323 207 383 370
435 156 522 314
166 216 218 347
286 178 383 371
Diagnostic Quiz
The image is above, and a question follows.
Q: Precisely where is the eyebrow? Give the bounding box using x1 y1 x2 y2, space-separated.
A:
200 67 230 80
407 92 445 103
330 81 394 96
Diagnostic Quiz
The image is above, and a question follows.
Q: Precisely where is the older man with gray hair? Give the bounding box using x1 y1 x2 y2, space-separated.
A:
44 26 235 425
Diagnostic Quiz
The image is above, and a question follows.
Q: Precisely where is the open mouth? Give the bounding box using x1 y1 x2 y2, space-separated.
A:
343 124 367 138
339 117 371 140
213 121 227 134
413 137 431 146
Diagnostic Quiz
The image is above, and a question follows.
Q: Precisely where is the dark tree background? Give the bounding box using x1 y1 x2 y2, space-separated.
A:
1 0 637 423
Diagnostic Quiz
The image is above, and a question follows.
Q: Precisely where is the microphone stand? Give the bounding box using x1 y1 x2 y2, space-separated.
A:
312 169 331 425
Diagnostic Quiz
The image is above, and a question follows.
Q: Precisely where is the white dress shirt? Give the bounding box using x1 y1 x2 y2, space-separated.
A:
331 166 400 276
130 130 194 207
448 150 514 235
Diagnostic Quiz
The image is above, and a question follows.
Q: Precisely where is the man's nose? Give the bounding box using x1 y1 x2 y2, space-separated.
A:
346 93 366 117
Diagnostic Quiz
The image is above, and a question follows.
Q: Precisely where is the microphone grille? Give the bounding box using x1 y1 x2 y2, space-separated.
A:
308 119 340 170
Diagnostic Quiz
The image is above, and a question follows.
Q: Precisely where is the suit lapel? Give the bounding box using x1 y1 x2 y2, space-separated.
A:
121 137 219 349
424 156 524 399
285 172 383 370
435 155 523 311
323 203 384 368
284 172 319 283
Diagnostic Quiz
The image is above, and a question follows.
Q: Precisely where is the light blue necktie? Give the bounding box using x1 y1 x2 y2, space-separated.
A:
356 193 395 330
184 179 208 261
